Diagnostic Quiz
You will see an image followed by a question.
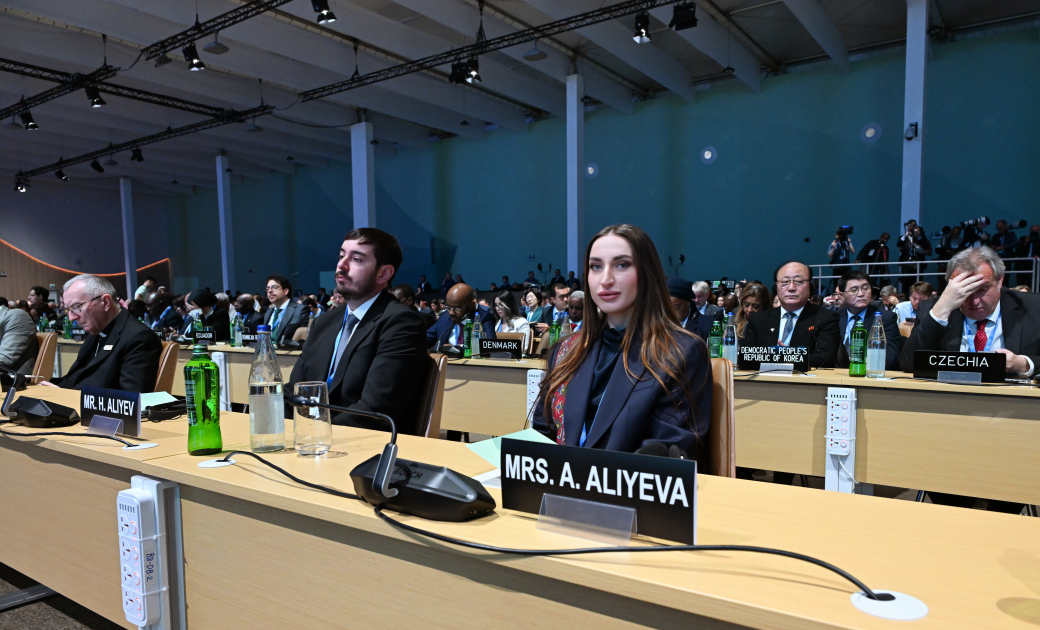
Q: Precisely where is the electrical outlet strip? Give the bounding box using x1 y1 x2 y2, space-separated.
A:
526 369 545 426
131 476 186 630
117 489 160 627
825 387 856 456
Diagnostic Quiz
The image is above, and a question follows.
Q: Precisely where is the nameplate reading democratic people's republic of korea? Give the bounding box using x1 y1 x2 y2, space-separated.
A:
479 337 522 359
500 438 697 544
80 386 143 437
914 350 1006 383
738 346 809 372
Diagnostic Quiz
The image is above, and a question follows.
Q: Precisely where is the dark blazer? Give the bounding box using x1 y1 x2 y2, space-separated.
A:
416 281 432 294
743 303 840 368
150 308 184 332
287 291 430 436
426 306 497 349
531 329 712 456
682 305 722 341
696 303 723 320
547 275 566 287
241 311 264 330
537 306 568 326
835 308 902 370
898 289 1040 372
265 300 308 344
206 309 231 342
61 309 162 393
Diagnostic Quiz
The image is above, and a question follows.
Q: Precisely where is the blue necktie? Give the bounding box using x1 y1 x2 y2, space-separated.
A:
780 312 795 346
327 313 360 385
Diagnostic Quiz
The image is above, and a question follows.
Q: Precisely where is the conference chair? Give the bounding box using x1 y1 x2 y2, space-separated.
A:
417 353 448 438
154 341 180 394
491 331 529 356
898 322 913 338
292 327 309 342
707 358 736 478
32 332 57 384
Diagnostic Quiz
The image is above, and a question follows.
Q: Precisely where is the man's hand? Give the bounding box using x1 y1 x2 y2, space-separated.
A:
37 380 58 388
997 349 1031 375
931 271 987 321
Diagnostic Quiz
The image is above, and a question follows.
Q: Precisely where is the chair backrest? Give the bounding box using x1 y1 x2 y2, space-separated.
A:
32 332 57 383
706 358 736 477
292 327 309 342
154 341 180 394
898 322 913 338
417 353 448 438
492 331 527 356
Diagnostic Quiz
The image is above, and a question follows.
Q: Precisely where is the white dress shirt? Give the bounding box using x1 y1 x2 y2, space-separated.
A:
778 305 805 346
894 301 916 324
929 302 1034 375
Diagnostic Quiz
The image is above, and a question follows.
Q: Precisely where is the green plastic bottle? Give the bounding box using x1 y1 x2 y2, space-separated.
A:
549 318 561 345
848 317 867 377
708 319 724 358
191 313 204 338
62 316 72 340
462 318 474 358
184 344 223 455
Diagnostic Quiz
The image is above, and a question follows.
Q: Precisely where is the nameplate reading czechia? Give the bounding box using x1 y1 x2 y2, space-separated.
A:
913 350 1006 383
500 438 697 544
738 346 809 372
79 386 143 437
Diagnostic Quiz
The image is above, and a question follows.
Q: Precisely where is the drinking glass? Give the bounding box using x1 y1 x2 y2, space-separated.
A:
293 381 332 456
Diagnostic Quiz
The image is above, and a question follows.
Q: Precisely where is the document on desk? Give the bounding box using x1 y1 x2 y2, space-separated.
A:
468 428 554 469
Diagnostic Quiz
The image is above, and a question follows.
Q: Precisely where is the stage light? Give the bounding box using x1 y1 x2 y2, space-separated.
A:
633 12 651 43
55 168 68 181
15 181 28 193
105 156 118 166
669 3 697 31
465 57 481 84
131 148 144 162
90 159 105 173
449 60 468 85
246 116 263 132
20 110 38 130
311 0 336 24
85 85 106 108
183 43 206 71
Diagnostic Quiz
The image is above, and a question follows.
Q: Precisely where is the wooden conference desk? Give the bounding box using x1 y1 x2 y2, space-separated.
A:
56 340 301 405
1 386 1039 629
438 361 1040 505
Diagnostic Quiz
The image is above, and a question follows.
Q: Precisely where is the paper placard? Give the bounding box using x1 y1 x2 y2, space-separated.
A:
80 386 142 437
738 346 809 372
500 439 697 544
914 351 1005 383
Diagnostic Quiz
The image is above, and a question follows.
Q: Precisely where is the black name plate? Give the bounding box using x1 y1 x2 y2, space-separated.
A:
738 346 809 372
500 439 696 544
194 329 215 344
80 386 142 437
479 337 522 359
913 351 1006 383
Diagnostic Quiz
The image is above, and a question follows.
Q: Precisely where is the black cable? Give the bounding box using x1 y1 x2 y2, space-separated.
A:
217 451 361 500
0 424 135 447
212 448 892 602
372 507 892 601
270 113 351 128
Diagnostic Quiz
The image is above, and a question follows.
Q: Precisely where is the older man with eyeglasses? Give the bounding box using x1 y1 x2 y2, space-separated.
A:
39 274 162 392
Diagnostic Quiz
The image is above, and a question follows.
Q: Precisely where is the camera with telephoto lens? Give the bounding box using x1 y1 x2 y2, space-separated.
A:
836 225 854 241
960 216 989 228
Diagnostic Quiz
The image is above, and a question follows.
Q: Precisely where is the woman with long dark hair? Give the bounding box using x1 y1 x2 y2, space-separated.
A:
735 282 770 340
493 290 532 347
531 224 712 456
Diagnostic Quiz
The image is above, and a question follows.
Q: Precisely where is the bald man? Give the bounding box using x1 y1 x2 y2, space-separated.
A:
426 283 497 351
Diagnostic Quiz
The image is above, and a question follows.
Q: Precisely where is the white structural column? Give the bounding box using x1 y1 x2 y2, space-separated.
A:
566 74 585 277
900 0 928 226
351 121 376 229
216 152 237 292
118 177 138 299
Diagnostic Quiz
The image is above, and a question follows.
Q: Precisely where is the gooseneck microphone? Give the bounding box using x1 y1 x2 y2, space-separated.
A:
284 395 399 499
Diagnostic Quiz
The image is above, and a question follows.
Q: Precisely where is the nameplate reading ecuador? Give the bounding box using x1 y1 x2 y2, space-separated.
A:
80 386 143 437
738 346 809 372
913 350 1006 383
479 337 522 359
194 329 216 344
500 438 697 544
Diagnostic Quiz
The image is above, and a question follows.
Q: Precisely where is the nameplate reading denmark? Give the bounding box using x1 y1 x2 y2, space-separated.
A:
194 329 215 344
479 337 522 359
738 346 809 372
500 439 696 544
913 351 1006 383
80 386 142 437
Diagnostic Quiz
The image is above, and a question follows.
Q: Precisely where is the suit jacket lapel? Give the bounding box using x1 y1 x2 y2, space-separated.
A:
946 310 965 351
311 309 344 383
561 341 596 447
583 338 647 449
76 310 128 376
1000 291 1025 352
329 293 389 391
792 305 815 344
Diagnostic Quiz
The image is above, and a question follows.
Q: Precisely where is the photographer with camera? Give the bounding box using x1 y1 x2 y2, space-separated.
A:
897 219 932 294
990 220 1020 286
958 216 990 250
856 232 891 288
934 225 962 290
827 226 855 293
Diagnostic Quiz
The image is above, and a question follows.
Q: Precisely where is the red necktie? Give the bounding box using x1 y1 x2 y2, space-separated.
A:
974 320 989 352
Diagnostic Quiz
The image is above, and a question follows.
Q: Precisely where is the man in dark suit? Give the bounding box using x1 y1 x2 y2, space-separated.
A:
899 247 1040 513
548 269 565 287
566 271 583 290
743 262 840 369
263 275 308 344
391 283 436 330
833 271 901 370
535 283 572 334
287 228 430 437
427 283 496 351
234 294 265 329
856 232 891 287
667 277 719 341
144 291 183 333
178 290 230 342
41 275 161 393
415 275 432 295
691 281 723 320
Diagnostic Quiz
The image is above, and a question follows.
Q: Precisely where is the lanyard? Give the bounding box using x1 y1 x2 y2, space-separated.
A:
963 318 996 353
326 307 354 385
270 305 287 332
152 306 171 329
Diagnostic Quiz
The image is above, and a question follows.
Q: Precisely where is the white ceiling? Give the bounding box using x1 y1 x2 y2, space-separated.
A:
0 0 1035 194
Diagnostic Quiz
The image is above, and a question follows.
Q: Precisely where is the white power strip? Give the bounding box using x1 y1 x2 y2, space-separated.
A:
825 387 856 456
117 489 161 627
526 369 545 427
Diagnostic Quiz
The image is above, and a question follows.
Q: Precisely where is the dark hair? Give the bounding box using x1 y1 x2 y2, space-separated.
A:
30 286 49 300
343 228 404 278
127 300 147 318
144 276 157 283
299 296 317 308
523 288 540 305
840 270 872 291
266 274 292 294
391 283 416 300
494 290 523 321
186 290 217 309
550 283 570 298
909 281 934 296
0 297 8 308
541 224 702 436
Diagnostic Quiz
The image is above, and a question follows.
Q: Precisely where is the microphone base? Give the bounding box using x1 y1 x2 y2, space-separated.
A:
350 455 496 522
851 590 928 620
